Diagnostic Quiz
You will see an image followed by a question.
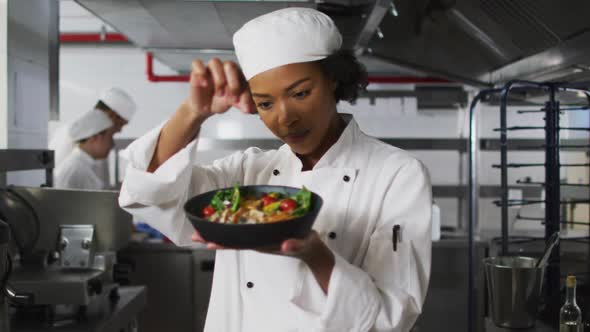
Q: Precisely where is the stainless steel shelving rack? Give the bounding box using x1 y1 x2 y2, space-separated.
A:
468 81 590 331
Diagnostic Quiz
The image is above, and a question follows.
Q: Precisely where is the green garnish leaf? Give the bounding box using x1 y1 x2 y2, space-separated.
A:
231 184 241 213
291 187 311 217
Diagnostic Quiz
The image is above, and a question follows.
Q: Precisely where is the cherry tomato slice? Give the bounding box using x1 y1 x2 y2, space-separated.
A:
279 198 297 212
261 195 277 207
202 205 215 217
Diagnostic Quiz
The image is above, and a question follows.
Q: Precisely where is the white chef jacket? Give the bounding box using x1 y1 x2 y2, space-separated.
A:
55 146 107 190
95 158 111 188
48 123 75 167
50 124 112 188
119 114 432 332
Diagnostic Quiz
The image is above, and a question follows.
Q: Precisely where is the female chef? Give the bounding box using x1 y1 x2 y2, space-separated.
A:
119 7 432 332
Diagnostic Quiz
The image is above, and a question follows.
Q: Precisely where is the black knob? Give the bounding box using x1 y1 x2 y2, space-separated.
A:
109 288 120 303
39 151 53 165
200 260 215 272
87 279 103 296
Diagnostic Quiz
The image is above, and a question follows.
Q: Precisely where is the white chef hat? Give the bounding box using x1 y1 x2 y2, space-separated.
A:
98 87 137 121
69 109 113 142
233 7 342 80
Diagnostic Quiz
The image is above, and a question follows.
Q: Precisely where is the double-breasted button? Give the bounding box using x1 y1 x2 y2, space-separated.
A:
328 232 337 239
273 169 280 176
343 175 350 182
246 281 254 288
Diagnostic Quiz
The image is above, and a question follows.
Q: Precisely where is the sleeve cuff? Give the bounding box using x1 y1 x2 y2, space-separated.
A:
320 253 381 330
290 251 381 332
121 123 163 171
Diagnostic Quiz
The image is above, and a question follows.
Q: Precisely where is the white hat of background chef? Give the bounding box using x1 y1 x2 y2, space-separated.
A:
98 87 136 121
233 7 342 80
69 110 113 142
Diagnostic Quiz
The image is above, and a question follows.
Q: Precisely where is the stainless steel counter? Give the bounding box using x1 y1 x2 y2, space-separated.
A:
485 319 556 332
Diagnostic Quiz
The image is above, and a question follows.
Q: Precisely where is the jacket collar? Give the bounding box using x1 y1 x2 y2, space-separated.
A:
73 146 100 165
279 113 359 170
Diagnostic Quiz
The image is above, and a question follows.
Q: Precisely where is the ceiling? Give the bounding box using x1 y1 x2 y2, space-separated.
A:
368 0 590 87
74 0 590 87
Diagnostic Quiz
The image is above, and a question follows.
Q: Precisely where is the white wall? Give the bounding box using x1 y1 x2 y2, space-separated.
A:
56 46 469 140
55 46 187 138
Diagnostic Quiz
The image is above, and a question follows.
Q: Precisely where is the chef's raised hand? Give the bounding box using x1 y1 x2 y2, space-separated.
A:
147 59 256 172
187 58 256 117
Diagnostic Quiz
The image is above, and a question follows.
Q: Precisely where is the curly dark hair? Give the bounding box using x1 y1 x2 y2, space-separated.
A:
94 100 114 113
319 50 368 103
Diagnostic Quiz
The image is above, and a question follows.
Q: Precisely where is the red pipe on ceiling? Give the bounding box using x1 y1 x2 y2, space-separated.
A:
145 53 451 84
60 32 129 43
60 34 451 84
367 76 450 84
146 53 190 82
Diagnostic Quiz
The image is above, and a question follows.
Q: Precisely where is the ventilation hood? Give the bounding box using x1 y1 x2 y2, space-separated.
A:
75 0 590 87
368 0 590 87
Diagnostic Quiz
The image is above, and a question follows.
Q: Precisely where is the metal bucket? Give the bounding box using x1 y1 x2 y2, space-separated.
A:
483 256 545 329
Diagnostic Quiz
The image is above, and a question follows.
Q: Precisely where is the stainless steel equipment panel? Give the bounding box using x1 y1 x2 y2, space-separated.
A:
9 267 104 305
10 187 132 253
10 286 147 332
118 243 215 332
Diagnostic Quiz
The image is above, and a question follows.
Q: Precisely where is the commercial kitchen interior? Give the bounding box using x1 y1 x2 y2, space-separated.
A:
0 0 589 331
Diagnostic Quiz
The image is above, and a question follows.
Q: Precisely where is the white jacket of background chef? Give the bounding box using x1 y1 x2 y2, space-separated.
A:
55 146 106 190
119 114 432 332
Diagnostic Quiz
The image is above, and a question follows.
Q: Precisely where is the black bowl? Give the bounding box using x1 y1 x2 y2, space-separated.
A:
184 185 323 248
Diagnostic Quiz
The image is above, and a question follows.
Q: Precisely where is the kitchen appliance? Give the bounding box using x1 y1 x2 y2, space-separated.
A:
0 150 146 331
